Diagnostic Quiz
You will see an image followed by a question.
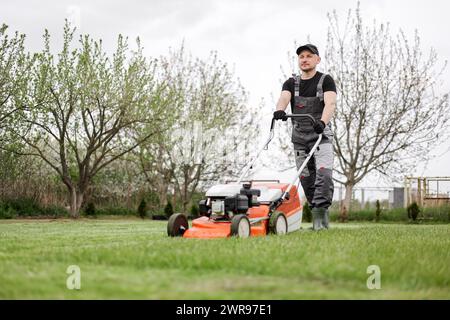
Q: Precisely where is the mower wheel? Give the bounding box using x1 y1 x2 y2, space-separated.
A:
269 211 288 235
230 214 251 238
167 213 189 237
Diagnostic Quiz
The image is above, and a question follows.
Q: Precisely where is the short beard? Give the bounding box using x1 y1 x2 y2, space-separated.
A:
300 66 315 73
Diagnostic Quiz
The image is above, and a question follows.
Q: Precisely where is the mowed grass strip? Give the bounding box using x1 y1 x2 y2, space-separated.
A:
0 219 449 299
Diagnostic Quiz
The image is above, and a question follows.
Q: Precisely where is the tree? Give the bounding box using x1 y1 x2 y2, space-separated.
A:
0 25 48 204
407 202 420 221
0 24 30 141
12 22 173 217
324 4 449 219
138 45 259 212
303 202 312 223
164 200 174 218
137 198 147 219
0 24 32 185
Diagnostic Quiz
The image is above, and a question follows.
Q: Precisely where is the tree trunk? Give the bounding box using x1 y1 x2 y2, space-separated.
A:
340 183 354 222
69 186 84 218
182 183 188 213
182 167 188 213
159 183 168 207
172 190 176 211
182 199 188 214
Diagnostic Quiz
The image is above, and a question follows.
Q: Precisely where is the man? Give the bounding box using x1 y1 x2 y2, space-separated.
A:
274 44 337 230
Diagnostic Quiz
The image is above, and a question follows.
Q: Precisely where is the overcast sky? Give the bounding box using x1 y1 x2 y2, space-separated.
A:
2 0 450 192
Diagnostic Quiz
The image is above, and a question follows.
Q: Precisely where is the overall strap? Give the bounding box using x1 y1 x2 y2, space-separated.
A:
292 73 300 97
316 73 327 102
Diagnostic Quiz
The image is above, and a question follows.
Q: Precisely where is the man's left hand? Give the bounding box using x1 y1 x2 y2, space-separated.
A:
314 120 326 134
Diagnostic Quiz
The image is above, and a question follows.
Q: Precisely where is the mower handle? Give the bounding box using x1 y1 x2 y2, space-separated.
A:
237 114 318 184
270 114 316 130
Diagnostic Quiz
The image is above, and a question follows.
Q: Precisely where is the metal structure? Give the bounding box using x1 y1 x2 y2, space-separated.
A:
335 185 397 208
404 176 450 207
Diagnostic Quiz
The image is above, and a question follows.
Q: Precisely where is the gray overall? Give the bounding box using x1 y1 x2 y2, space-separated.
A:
291 74 334 229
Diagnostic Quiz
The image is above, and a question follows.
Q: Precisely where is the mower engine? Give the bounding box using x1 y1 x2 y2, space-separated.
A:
199 183 260 219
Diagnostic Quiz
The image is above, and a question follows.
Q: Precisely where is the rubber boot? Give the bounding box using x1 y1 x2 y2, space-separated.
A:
322 209 330 229
311 207 324 231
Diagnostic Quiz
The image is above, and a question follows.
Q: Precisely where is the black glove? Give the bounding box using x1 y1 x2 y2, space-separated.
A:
313 120 326 134
273 110 287 121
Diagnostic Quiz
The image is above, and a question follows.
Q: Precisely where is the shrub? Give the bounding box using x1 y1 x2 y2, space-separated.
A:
0 202 16 219
138 199 147 219
95 206 136 216
42 204 68 217
85 202 97 217
329 205 449 223
407 202 420 221
145 191 161 212
164 201 174 218
0 198 68 219
152 214 168 220
375 200 381 222
190 204 199 219
421 205 450 222
6 198 41 216
303 202 312 223
329 207 405 222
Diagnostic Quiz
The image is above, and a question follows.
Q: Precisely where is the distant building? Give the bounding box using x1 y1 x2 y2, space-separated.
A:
389 187 404 209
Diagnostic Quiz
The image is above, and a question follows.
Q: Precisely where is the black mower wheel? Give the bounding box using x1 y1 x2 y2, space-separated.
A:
167 213 189 237
269 211 288 235
230 214 251 238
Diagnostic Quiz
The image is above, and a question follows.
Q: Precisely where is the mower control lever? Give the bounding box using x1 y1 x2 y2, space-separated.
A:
269 191 290 212
278 113 316 123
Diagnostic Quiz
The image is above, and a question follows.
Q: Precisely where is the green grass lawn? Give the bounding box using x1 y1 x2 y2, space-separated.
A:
0 218 449 299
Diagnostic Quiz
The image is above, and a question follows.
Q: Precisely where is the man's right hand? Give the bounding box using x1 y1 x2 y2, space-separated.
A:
273 110 287 121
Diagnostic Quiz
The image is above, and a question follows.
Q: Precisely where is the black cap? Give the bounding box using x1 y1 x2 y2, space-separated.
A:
296 44 319 56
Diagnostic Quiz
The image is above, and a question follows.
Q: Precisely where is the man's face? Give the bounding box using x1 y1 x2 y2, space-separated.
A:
298 50 320 72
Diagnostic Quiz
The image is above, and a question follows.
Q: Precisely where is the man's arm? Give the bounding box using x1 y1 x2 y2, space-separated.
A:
276 90 291 111
321 91 337 125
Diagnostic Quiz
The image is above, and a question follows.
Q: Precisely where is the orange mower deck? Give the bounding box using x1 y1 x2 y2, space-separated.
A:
182 183 302 239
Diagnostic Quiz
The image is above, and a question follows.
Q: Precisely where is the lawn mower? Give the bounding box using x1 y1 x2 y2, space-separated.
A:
167 114 322 238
